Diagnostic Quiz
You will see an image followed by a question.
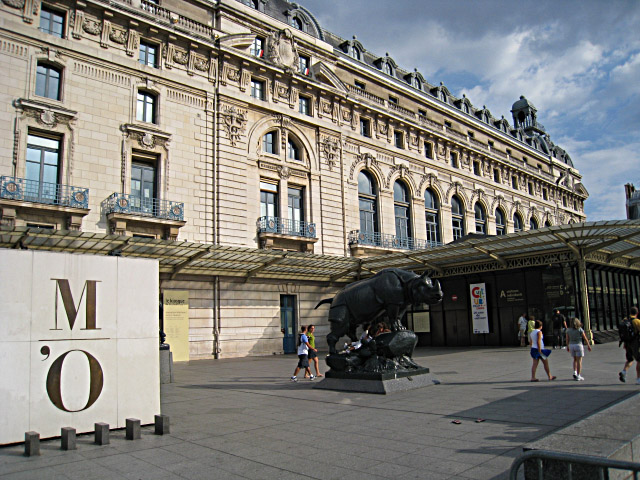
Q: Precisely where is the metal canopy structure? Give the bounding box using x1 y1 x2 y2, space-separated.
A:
1 220 639 284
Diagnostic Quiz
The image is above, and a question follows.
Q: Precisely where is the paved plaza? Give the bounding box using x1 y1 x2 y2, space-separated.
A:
1 341 639 480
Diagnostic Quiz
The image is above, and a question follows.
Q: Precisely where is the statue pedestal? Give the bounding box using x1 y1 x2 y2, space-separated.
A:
313 368 439 394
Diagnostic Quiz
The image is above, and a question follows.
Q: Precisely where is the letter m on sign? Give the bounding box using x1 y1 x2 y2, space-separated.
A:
52 279 99 330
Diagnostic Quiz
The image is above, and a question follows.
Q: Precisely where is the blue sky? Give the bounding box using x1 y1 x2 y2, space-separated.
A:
295 0 640 220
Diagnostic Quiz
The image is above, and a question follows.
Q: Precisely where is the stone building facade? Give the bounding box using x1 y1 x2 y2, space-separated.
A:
0 0 588 359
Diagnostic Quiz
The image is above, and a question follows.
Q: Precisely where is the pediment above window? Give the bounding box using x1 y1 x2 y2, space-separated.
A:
14 98 77 127
310 62 347 94
218 33 256 50
122 124 171 150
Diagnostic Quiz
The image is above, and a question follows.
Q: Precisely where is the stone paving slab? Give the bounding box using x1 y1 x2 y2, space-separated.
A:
1 342 639 479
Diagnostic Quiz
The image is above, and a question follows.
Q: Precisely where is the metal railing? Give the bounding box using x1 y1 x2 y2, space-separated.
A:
103 192 184 221
257 216 317 238
510 449 640 480
0 176 89 209
348 230 441 251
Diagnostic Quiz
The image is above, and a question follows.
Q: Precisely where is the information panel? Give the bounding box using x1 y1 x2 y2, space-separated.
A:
470 283 489 334
163 290 190 362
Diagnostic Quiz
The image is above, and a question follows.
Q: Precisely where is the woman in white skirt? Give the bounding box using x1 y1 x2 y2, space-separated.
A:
565 318 592 380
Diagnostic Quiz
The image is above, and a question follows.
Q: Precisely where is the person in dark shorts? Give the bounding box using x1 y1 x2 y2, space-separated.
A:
291 325 315 382
551 309 566 349
305 324 323 378
619 306 640 384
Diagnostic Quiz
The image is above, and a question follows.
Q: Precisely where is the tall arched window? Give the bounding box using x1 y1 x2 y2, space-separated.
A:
291 16 303 30
495 208 506 235
413 77 422 90
530 217 538 230
358 171 378 240
451 196 464 241
287 138 300 161
351 46 362 61
474 203 486 234
425 188 440 246
513 212 523 232
394 180 411 242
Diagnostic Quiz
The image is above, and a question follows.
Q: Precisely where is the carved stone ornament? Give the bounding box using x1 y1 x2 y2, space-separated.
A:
193 56 209 72
109 28 127 45
278 165 291 179
2 0 25 8
321 136 339 170
40 110 56 127
222 106 247 147
173 50 189 65
267 29 299 74
140 132 155 148
82 18 102 36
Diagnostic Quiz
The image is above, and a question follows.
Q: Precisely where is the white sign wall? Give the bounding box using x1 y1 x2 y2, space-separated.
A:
0 250 160 444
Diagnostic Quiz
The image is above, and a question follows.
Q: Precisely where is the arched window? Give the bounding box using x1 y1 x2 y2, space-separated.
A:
36 63 61 100
394 180 411 242
545 220 552 227
136 90 157 123
291 16 303 31
413 77 422 90
287 138 300 161
358 171 378 239
530 217 538 230
439 90 447 103
495 208 506 235
451 196 464 241
351 46 362 61
383 62 394 76
474 203 486 234
263 131 277 154
513 212 523 232
462 103 469 114
425 188 440 246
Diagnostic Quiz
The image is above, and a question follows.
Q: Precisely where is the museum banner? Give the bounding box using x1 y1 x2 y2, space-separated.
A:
0 250 160 445
163 290 190 362
470 283 489 334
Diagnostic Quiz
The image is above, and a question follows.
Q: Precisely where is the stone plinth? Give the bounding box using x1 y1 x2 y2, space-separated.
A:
313 368 439 394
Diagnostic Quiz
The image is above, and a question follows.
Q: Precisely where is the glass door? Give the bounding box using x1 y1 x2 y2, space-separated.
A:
280 295 296 354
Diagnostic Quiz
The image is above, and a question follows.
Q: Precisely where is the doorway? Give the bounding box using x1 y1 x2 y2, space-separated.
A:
280 295 297 353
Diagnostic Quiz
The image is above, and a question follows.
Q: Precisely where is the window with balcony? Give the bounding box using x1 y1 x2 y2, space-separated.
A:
260 181 278 218
360 118 371 137
394 180 411 240
388 95 398 105
495 208 506 235
425 188 440 246
251 78 265 100
136 91 157 123
299 55 310 76
36 63 61 101
299 96 310 116
530 217 538 230
358 170 378 236
131 157 157 215
39 6 64 38
139 41 158 67
474 203 486 234
25 133 60 204
250 37 264 58
451 195 465 241
288 187 303 230
513 212 523 232
263 131 277 155
354 80 366 90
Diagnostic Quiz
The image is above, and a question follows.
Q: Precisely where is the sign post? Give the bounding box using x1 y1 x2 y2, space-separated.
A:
470 283 489 334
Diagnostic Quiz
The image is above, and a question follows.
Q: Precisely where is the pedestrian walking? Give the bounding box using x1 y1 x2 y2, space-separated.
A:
526 315 535 344
291 325 315 382
518 313 528 347
530 319 556 382
619 306 640 384
305 324 323 378
552 309 566 349
565 317 592 380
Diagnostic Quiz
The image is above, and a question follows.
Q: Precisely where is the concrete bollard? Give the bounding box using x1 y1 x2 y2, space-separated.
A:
24 431 40 456
94 422 110 445
61 427 76 450
126 418 141 440
154 414 170 435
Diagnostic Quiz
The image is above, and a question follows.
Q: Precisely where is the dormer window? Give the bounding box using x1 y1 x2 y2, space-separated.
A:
383 62 394 76
462 103 469 114
291 16 303 31
439 90 447 103
413 77 421 89
351 46 362 61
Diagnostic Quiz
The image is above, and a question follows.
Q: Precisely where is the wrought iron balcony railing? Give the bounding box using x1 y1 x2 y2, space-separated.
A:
0 176 89 209
257 216 317 238
349 230 441 250
103 193 184 221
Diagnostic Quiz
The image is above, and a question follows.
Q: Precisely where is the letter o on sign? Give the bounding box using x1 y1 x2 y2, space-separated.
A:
46 350 104 412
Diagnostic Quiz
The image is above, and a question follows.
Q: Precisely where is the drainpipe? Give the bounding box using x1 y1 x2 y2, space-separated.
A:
213 275 220 358
339 131 347 256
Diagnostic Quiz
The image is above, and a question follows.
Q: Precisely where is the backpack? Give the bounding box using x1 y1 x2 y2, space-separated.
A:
619 318 636 345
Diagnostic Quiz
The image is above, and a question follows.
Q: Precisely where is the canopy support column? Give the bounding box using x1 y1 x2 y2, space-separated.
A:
576 250 592 344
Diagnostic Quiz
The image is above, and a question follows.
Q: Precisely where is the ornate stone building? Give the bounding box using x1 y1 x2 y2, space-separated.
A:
0 0 588 358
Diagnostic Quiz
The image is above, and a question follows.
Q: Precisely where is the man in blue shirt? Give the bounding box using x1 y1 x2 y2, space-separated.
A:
291 325 316 382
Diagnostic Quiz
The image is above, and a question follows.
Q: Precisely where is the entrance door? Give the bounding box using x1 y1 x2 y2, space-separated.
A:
280 295 296 354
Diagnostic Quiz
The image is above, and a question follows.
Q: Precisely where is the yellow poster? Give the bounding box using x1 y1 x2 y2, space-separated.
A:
163 290 190 362
412 311 431 333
